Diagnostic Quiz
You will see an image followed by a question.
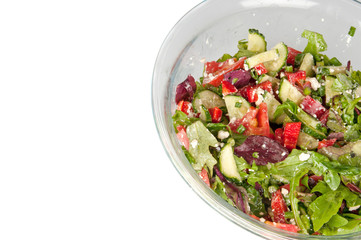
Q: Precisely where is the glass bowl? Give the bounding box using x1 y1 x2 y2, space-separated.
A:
152 0 361 239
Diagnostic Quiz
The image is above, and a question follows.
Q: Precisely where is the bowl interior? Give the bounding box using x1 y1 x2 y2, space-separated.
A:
153 0 361 239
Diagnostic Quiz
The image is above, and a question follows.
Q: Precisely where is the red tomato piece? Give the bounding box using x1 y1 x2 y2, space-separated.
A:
300 96 327 119
203 57 246 87
176 100 194 116
257 80 273 93
176 125 189 150
287 47 302 66
271 189 288 224
208 107 223 123
247 86 258 103
253 63 268 75
266 222 300 233
285 70 306 87
283 122 302 151
199 168 210 187
275 128 284 145
252 102 272 137
222 80 238 96
318 138 337 149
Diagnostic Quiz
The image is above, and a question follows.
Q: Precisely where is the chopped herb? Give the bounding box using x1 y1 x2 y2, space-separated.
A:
348 26 356 37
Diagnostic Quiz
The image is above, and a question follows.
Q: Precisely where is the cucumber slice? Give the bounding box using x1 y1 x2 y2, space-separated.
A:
297 131 318 150
199 105 212 122
325 76 340 104
283 103 326 139
193 90 225 113
316 66 346 76
299 53 315 77
244 49 279 69
278 79 305 105
259 74 280 87
262 91 286 124
263 42 288 74
219 140 241 183
247 29 266 52
224 95 251 120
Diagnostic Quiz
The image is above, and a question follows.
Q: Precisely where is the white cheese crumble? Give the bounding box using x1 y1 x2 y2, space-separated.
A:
259 218 266 223
299 152 310 161
349 205 361 211
307 77 321 91
190 139 198 149
290 219 296 225
217 130 230 140
345 89 353 95
255 88 265 106
281 188 289 196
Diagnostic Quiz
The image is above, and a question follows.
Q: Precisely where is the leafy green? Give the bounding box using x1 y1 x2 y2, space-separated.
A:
332 73 354 92
351 70 361 85
246 185 266 216
212 176 234 206
345 124 361 142
301 30 328 56
308 190 344 231
327 214 349 228
321 219 361 235
187 121 219 175
172 110 198 130
274 99 298 119
217 53 233 62
234 39 257 59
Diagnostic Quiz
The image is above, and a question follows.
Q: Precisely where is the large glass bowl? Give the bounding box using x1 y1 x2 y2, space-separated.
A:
152 0 361 239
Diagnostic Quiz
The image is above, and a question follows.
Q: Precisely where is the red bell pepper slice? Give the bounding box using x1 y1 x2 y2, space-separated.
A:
199 167 210 187
300 96 327 119
250 214 300 233
271 189 288 224
287 47 302 66
318 138 337 149
176 125 189 150
222 80 238 96
177 100 194 116
203 57 246 87
252 102 272 137
285 70 306 87
247 86 258 103
283 122 301 151
208 107 223 123
253 63 268 75
257 80 273 93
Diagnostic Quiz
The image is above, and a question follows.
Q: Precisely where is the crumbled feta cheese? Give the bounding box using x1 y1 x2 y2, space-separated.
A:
218 130 230 140
261 143 266 149
281 188 289 196
260 218 266 223
280 72 286 78
190 139 198 148
255 88 265 106
308 77 321 91
299 152 310 161
290 219 296 225
345 89 353 95
349 205 360 211
281 152 287 157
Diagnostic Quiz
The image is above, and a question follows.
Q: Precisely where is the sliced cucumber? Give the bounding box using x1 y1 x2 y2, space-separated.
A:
193 90 225 113
262 91 286 124
283 103 327 139
259 74 280 87
224 95 251 120
278 79 305 105
316 66 347 76
199 105 212 122
299 53 315 77
297 131 318 150
244 49 279 70
263 42 288 74
325 76 340 104
219 139 241 183
247 29 266 52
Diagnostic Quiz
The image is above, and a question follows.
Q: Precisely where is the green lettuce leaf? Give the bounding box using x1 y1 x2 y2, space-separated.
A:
187 121 219 175
301 30 328 56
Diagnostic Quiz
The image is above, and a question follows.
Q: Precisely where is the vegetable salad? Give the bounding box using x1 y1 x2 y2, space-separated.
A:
172 28 361 235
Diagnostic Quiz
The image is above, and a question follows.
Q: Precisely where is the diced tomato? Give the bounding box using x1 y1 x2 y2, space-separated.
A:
312 232 321 235
266 222 300 233
275 128 284 145
199 168 210 187
238 107 259 134
208 107 223 123
176 125 189 150
287 47 302 66
257 80 273 93
283 122 301 151
280 183 290 192
253 63 268 75
252 102 272 137
300 96 327 119
271 189 288 224
177 100 194 116
247 86 258 103
285 70 306 87
222 80 238 96
203 57 246 87
318 138 337 149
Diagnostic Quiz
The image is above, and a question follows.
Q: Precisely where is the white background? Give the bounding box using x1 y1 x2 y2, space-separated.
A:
0 1 261 239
